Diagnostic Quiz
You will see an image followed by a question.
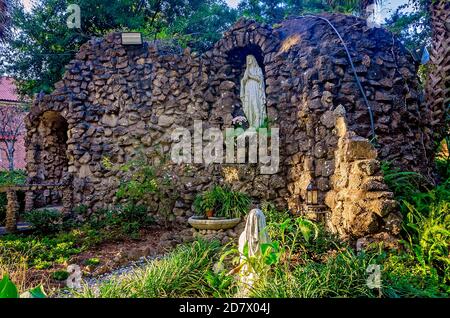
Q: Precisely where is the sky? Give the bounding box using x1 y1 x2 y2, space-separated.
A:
21 0 414 21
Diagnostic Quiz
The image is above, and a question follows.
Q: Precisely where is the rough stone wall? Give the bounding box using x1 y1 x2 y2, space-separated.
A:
25 14 434 241
325 105 402 241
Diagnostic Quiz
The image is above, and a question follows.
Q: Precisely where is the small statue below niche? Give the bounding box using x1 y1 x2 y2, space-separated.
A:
240 55 267 128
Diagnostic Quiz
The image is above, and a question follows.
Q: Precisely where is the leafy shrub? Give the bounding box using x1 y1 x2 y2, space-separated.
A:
103 152 181 226
194 186 251 218
382 161 450 294
381 161 425 200
85 203 155 239
400 182 450 291
84 258 101 266
115 162 158 202
52 270 69 281
23 209 63 234
0 170 26 186
0 234 81 269
250 248 446 298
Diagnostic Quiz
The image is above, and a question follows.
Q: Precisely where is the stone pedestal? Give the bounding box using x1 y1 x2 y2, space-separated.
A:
5 190 19 233
24 190 34 212
62 187 73 215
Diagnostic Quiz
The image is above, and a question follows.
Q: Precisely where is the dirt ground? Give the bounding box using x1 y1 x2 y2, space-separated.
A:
25 225 187 293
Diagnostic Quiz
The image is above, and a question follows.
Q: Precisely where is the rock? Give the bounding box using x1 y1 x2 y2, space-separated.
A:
345 137 377 161
157 115 174 127
79 152 91 164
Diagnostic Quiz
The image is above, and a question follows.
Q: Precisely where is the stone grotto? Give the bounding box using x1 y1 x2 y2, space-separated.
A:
22 13 437 244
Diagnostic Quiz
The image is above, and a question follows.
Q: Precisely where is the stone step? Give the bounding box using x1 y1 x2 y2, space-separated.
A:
0 222 33 236
32 205 64 213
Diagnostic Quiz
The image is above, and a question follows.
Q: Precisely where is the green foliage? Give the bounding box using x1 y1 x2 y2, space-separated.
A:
0 0 238 96
75 239 230 298
0 275 18 298
0 169 26 186
85 203 155 239
84 257 101 266
0 170 26 226
204 269 235 297
238 0 330 25
115 158 158 203
75 215 448 298
250 247 446 298
23 209 64 235
381 161 425 200
104 151 181 226
385 1 431 57
210 185 251 218
261 201 340 257
147 0 237 52
52 270 69 281
400 183 450 292
106 204 155 238
193 189 217 215
0 275 46 298
0 234 81 269
382 159 450 294
193 186 251 218
0 193 6 227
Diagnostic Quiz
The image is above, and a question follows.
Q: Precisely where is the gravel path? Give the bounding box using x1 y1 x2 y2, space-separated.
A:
56 255 161 298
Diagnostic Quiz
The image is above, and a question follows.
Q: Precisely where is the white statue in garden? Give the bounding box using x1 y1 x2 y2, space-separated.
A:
235 208 270 297
240 55 267 128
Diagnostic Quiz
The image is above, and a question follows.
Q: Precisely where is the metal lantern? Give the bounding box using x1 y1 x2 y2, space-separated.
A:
306 181 318 205
121 32 143 46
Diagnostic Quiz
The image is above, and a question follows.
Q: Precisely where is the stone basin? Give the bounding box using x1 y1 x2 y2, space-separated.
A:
188 216 241 230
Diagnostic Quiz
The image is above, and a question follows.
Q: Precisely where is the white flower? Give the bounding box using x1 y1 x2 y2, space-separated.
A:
232 116 248 125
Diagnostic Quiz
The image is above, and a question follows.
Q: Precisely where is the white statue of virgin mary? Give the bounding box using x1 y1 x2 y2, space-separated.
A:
240 55 267 128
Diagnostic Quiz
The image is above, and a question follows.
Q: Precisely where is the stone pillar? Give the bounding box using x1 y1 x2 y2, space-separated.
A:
62 187 73 215
24 190 34 212
6 190 19 233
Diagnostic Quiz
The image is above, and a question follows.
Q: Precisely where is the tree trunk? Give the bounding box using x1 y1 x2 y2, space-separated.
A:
6 141 15 171
426 0 450 142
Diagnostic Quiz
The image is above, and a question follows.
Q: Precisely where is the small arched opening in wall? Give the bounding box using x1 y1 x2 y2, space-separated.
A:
31 111 69 208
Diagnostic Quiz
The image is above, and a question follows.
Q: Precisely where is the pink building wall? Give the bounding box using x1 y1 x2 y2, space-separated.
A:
0 77 28 171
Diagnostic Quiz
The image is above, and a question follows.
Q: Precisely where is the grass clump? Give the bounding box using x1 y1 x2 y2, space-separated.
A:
76 239 232 298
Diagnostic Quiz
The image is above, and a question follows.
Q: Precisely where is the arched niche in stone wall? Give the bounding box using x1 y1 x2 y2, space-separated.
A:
29 110 69 207
204 18 280 129
225 44 266 121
